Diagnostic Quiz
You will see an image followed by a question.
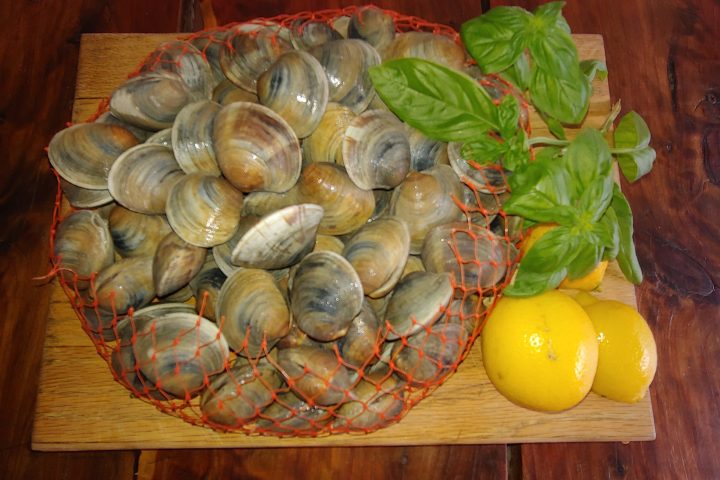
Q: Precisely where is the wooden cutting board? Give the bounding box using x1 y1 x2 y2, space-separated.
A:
32 33 655 451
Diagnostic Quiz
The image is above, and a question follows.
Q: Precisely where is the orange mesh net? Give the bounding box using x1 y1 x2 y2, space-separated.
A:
47 5 527 437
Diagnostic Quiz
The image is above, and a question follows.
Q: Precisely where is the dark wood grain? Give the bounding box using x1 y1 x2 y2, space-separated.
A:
0 1 182 479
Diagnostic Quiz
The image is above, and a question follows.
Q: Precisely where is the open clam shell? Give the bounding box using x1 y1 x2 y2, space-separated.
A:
166 173 244 248
343 109 411 190
277 346 355 406
230 204 323 270
302 103 356 166
110 71 196 130
152 231 208 297
290 251 364 342
134 312 229 398
92 255 156 315
140 40 214 99
257 50 329 139
48 123 139 190
213 102 301 193
108 144 185 214
383 271 453 340
384 31 467 70
54 210 114 288
107 205 172 258
171 100 222 176
216 268 291 357
310 39 381 114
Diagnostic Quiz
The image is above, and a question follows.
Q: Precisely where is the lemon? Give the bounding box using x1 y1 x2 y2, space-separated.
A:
481 290 599 411
573 290 600 308
521 223 608 291
583 300 657 403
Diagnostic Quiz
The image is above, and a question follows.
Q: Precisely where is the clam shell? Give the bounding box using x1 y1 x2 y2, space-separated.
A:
145 128 173 147
213 102 301 193
341 216 410 298
190 29 231 86
448 142 508 194
241 190 298 217
201 361 283 426
171 100 222 176
110 315 165 399
302 103 356 166
107 205 172 258
310 39 381 114
277 346 354 406
134 312 229 398
401 255 426 279
343 109 411 190
212 79 259 105
290 251 364 342
60 178 113 209
255 390 331 433
152 231 208 297
140 40 214 99
108 144 185 214
347 6 396 52
110 71 195 130
166 173 244 248
333 365 405 431
383 32 467 70
189 256 227 322
216 268 291 357
337 299 382 368
290 20 342 50
406 126 449 172
48 123 139 190
92 255 155 315
384 271 453 340
95 111 154 142
212 215 260 276
230 204 323 270
257 50 329 138
54 210 114 288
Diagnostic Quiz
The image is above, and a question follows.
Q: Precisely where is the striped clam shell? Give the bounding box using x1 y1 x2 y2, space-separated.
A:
140 40 214 99
171 100 222 176
53 210 114 288
107 205 172 258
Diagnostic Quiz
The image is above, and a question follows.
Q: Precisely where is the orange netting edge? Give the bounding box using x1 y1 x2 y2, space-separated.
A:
43 5 530 438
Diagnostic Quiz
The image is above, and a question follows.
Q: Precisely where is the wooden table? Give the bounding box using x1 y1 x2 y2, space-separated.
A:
2 0 719 478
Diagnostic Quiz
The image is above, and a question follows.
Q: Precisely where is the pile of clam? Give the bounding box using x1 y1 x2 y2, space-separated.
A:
49 7 519 434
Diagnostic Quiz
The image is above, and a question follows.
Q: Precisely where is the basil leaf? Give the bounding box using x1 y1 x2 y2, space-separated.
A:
498 95 521 139
528 26 578 76
565 239 603 280
597 206 620 259
616 147 656 182
520 225 578 273
503 130 531 171
530 65 590 124
580 59 608 82
611 185 643 284
578 175 614 220
461 7 532 73
533 145 562 162
502 51 531 90
369 59 500 143
615 111 651 149
504 267 567 297
541 113 567 140
533 1 570 33
564 128 613 198
461 135 507 164
505 158 577 224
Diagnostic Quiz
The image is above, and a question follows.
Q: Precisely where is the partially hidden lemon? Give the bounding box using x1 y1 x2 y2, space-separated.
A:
482 290 599 412
520 223 608 291
583 299 657 403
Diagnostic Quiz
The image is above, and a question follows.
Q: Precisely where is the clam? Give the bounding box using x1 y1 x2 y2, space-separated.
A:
220 25 293 93
333 365 405 431
241 190 298 217
401 255 426 279
369 189 392 222
134 312 229 398
190 29 231 86
347 6 396 52
95 111 154 142
290 251 364 342
213 102 301 193
54 210 114 288
91 255 155 315
165 173 244 248
491 214 525 244
337 299 382 368
171 100 222 176
158 284 194 303
255 390 331 434
212 215 260 276
384 271 453 340
313 234 345 255
290 20 342 50
201 361 283 426
107 144 185 214
310 39 381 114
216 268 291 357
189 256 227 322
110 71 196 130
277 323 327 350
448 142 509 194
145 128 173 147
152 231 207 297
421 221 516 292
389 165 464 254
447 295 484 338
343 109 411 190
302 103 356 166
391 320 468 387
140 40 214 99
406 126 449 171
296 162 375 236
59 178 113 209
107 205 172 258
48 122 139 190
257 50 329 138
231 204 324 270
460 184 507 226
212 79 259 105
330 16 351 38
277 346 355 406
109 315 165 399
81 304 119 341
383 32 467 70
341 216 410 298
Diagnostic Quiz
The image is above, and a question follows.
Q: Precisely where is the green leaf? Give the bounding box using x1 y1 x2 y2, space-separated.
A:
503 131 531 171
497 95 521 139
504 267 567 297
541 113 567 140
369 59 500 143
533 1 570 33
528 26 578 76
520 225 578 273
614 111 651 149
616 147 656 182
530 65 590 124
580 59 608 82
563 128 613 198
461 135 507 165
611 185 643 284
578 175 614 221
565 239 603 280
502 51 531 90
597 206 620 259
461 7 532 73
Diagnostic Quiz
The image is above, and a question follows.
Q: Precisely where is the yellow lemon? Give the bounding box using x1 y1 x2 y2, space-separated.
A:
573 290 600 308
481 290 599 411
520 223 608 291
583 300 657 403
